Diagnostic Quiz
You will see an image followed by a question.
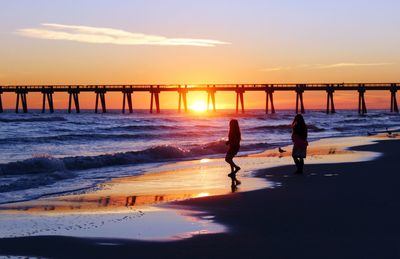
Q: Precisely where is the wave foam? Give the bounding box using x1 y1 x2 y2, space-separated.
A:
0 140 270 176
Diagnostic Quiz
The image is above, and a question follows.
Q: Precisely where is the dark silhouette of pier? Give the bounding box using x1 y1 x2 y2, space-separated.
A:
0 83 398 114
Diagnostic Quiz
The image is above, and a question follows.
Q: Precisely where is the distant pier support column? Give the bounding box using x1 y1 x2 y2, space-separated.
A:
0 86 3 113
358 84 367 115
207 85 216 112
178 85 188 113
122 86 133 114
265 85 275 114
295 84 305 114
150 85 161 114
15 86 28 113
95 87 107 113
41 87 55 113
235 85 245 114
390 83 399 113
326 85 336 114
68 86 80 113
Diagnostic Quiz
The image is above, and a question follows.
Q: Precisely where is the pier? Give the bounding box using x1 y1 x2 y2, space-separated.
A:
0 83 398 114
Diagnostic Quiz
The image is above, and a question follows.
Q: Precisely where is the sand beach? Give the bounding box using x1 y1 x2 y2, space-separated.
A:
1 134 399 258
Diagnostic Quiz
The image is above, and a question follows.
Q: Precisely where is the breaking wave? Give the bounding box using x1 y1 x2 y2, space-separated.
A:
0 140 272 176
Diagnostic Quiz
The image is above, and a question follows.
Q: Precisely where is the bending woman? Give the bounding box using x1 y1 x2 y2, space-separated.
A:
291 114 308 174
225 119 241 176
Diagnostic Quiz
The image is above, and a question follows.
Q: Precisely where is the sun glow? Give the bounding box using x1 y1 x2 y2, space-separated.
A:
195 192 210 198
200 158 211 163
190 101 207 112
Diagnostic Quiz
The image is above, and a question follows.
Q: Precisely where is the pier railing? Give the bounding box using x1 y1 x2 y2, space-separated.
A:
0 83 398 114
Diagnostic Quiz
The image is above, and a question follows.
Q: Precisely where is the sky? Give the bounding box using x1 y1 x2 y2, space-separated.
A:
0 0 399 110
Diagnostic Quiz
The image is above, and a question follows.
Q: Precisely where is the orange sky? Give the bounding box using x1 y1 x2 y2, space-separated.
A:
1 0 399 110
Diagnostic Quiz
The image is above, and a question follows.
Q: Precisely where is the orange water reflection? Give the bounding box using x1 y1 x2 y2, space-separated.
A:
0 163 268 214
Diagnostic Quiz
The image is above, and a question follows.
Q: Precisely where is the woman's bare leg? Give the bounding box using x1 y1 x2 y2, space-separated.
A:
225 157 235 172
226 156 240 174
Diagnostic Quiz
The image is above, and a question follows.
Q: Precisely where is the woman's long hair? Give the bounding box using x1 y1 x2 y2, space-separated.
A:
229 119 241 143
292 114 308 140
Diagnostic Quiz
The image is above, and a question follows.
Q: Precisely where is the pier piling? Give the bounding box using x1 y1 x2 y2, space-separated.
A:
178 85 188 113
390 83 399 113
295 84 305 114
122 86 133 114
41 87 54 113
68 87 80 113
358 84 367 115
326 85 336 114
206 85 216 112
15 87 28 113
235 85 245 114
150 86 161 113
95 87 107 113
0 87 3 113
265 85 275 114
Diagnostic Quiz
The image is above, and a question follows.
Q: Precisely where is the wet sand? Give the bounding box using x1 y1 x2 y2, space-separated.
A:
1 136 399 258
0 147 272 241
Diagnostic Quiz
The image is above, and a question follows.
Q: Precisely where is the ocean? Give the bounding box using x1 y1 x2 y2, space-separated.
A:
0 109 399 204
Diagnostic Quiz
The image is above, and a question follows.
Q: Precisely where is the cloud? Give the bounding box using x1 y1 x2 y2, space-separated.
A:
259 66 292 72
16 23 230 47
314 62 394 69
260 62 394 72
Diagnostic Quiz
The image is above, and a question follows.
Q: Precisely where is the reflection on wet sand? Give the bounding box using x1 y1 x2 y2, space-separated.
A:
229 175 241 193
0 193 211 214
0 163 269 214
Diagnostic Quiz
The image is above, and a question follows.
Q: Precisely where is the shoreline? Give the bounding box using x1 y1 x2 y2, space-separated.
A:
1 135 399 257
0 135 380 214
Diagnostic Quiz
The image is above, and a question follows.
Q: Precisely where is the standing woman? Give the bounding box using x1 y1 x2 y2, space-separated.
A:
291 114 308 174
225 119 241 176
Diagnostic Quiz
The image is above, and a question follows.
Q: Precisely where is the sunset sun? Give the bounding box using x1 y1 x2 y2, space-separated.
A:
190 101 207 112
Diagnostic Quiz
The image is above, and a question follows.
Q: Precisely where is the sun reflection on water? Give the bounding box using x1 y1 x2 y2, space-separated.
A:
195 192 210 198
200 158 211 163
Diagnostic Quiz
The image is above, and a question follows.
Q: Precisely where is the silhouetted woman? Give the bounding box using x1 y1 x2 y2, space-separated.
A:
291 114 308 174
226 119 241 176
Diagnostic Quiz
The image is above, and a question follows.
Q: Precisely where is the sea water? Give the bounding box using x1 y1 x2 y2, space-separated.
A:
0 109 399 204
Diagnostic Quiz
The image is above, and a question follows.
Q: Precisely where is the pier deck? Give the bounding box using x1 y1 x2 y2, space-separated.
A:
0 83 398 114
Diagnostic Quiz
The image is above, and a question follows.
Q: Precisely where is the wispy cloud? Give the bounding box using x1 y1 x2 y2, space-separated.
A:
259 66 292 72
260 62 394 72
16 23 230 47
314 62 394 69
